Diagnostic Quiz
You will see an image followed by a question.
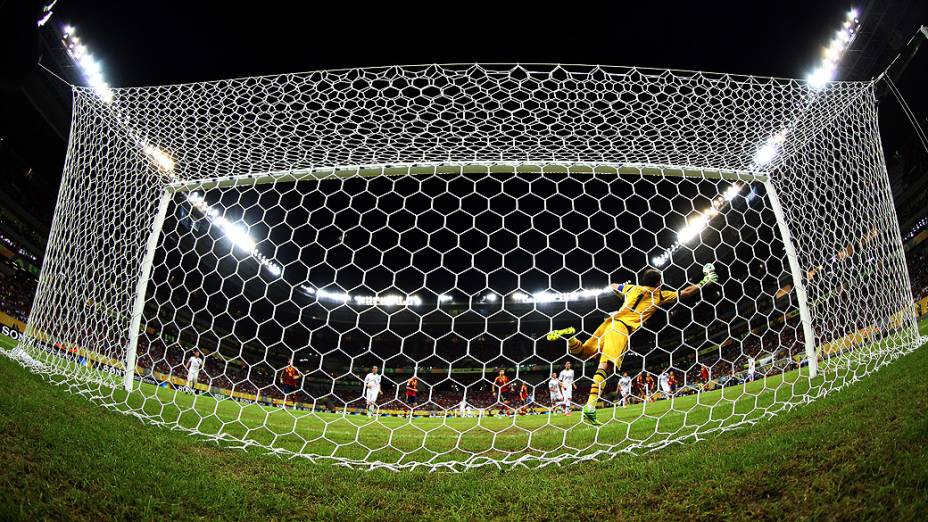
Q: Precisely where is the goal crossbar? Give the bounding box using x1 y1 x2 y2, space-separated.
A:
167 162 768 193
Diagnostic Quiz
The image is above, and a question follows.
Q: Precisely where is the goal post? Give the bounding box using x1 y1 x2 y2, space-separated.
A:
123 189 172 391
11 64 921 471
763 180 818 378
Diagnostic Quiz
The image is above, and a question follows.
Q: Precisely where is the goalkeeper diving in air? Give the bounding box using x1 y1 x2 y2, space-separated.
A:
546 263 719 424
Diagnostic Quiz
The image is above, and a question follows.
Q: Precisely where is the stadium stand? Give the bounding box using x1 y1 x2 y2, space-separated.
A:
0 269 36 323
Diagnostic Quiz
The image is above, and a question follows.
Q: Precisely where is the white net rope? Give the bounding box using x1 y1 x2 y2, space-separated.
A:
12 64 921 471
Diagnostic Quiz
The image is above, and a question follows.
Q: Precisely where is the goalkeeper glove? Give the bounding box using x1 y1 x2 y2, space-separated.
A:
610 281 631 295
698 263 718 287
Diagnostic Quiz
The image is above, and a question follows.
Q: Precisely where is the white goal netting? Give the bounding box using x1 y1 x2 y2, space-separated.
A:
10 64 922 471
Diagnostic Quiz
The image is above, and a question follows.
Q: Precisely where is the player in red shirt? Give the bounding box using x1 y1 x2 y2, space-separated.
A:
518 382 530 415
280 358 301 409
634 373 644 400
700 365 709 385
493 369 512 415
404 376 419 417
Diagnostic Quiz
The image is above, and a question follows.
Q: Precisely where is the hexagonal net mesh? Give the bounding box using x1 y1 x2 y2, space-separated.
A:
9 64 922 471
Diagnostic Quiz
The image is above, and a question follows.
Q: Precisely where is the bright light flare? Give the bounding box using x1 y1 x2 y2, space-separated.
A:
807 66 834 90
723 183 743 201
511 287 612 304
61 27 114 104
678 214 709 244
219 222 256 254
143 145 175 172
316 289 350 303
754 143 778 165
353 294 422 306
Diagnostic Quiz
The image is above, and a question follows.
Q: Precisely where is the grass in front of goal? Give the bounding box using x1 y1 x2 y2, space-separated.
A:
0 320 926 520
23 348 820 466
6 325 923 469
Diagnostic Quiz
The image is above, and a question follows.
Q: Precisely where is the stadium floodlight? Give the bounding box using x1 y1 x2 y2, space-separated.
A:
511 287 612 304
316 289 349 303
61 26 114 104
185 193 292 277
437 293 453 303
37 11 53 27
14 63 919 474
142 144 175 173
37 1 56 26
754 142 779 165
724 183 742 201
214 219 256 254
678 214 709 243
805 11 860 91
807 66 835 90
353 294 422 306
532 292 555 303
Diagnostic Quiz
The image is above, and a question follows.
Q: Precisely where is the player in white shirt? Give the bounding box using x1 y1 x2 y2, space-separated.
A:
186 350 202 393
547 372 563 412
747 356 756 382
659 370 672 398
558 361 576 415
363 365 382 417
618 372 633 407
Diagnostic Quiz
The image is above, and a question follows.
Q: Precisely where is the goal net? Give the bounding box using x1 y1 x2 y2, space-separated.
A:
11 64 921 471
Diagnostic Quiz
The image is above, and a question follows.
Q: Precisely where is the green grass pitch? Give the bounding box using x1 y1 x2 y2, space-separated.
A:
0 319 926 520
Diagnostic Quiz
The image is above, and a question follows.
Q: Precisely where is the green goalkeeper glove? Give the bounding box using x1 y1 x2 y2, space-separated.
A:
698 263 718 287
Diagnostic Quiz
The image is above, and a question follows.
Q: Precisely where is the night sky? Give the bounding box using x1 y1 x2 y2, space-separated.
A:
51 2 855 86
10 0 926 217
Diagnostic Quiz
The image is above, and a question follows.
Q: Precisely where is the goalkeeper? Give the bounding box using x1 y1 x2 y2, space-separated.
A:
547 264 719 424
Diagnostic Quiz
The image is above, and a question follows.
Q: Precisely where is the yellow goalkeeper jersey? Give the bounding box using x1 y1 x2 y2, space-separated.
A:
611 284 678 331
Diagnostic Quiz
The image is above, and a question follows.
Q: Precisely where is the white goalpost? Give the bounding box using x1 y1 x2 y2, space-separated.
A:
10 64 920 471
763 179 818 379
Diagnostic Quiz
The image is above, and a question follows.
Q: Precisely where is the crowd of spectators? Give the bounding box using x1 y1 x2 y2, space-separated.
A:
908 247 928 299
0 269 37 323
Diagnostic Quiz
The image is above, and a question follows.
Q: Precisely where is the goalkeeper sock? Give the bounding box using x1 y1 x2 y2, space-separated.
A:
586 369 607 408
567 337 583 357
